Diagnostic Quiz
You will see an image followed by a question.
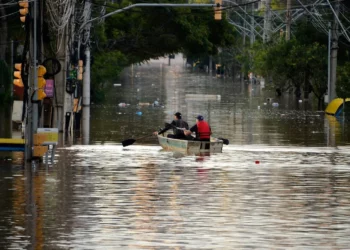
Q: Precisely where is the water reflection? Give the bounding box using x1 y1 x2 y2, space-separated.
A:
2 140 350 248
88 55 350 147
2 57 350 249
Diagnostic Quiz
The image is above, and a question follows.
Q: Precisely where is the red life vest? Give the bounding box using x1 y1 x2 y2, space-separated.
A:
196 121 211 139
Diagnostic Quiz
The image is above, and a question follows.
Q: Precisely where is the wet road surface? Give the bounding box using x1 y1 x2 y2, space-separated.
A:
1 56 350 249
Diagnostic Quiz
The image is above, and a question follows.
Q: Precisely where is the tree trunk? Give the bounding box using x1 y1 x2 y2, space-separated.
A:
318 97 324 110
295 85 301 99
303 70 311 99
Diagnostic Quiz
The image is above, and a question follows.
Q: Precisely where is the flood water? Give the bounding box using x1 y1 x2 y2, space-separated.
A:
1 55 350 249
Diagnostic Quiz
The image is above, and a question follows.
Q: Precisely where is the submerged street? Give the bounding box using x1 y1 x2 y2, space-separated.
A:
1 56 350 249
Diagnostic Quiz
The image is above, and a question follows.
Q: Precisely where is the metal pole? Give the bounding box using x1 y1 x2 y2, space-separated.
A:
10 40 13 99
286 0 291 40
83 47 90 107
241 5 247 91
209 55 212 77
243 5 246 46
327 22 331 103
330 0 339 101
82 46 90 143
26 0 37 160
33 0 38 133
263 0 271 43
83 47 90 112
250 2 254 45
10 40 14 133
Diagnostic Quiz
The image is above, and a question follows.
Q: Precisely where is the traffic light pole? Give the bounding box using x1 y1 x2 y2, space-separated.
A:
25 0 38 161
33 0 38 133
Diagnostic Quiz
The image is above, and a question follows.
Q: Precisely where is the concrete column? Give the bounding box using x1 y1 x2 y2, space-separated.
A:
82 46 90 144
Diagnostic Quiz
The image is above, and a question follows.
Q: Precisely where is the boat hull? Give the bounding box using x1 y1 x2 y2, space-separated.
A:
157 135 223 154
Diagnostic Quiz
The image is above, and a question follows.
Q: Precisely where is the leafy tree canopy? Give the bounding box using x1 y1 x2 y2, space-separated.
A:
90 0 235 73
336 62 350 100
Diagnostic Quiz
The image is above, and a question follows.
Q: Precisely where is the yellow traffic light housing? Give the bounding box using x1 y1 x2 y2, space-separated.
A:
37 65 46 77
77 60 83 80
37 65 47 100
19 0 29 23
214 0 222 20
37 89 47 100
13 63 24 88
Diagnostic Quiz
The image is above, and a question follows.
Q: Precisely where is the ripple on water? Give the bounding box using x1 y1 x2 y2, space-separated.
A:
13 144 344 249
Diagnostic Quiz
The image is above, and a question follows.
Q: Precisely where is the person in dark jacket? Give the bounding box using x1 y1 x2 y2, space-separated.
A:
154 112 189 139
184 115 211 141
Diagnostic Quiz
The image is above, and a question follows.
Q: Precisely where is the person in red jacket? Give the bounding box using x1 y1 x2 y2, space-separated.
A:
184 115 211 141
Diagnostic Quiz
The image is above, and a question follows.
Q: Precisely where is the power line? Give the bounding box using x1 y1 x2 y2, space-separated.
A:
0 10 18 19
0 39 25 45
0 0 34 7
87 0 261 15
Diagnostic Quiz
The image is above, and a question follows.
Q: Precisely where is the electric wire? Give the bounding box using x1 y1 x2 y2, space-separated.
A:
0 10 18 19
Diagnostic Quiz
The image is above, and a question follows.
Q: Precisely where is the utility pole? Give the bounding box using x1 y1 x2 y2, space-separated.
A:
243 5 246 46
330 0 340 101
53 26 67 133
263 0 271 43
286 0 291 40
83 46 90 119
241 4 246 91
327 22 331 103
82 46 90 144
250 2 255 45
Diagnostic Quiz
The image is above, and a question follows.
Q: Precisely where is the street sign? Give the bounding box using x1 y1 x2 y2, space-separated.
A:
44 79 54 97
37 128 58 145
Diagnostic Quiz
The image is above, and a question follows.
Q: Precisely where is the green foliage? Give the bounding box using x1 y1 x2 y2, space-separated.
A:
336 62 350 99
91 50 127 103
91 50 127 84
92 0 235 62
89 0 236 102
236 21 328 107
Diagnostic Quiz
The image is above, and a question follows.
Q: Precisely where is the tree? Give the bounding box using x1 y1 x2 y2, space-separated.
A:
336 62 350 100
241 32 328 109
88 0 236 102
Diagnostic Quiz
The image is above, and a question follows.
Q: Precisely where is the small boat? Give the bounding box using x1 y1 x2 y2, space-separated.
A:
157 134 223 154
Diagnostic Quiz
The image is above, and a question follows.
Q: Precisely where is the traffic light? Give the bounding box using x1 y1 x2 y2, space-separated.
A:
18 0 28 23
214 0 222 20
13 63 24 88
77 60 83 80
37 65 47 100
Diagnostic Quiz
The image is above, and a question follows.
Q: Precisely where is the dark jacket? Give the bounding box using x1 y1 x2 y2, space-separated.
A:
159 119 189 136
